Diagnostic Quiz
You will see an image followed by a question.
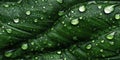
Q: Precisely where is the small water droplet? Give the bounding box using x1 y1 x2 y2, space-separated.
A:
21 43 28 50
43 6 46 9
31 42 34 45
58 11 64 16
17 0 22 3
6 29 12 33
79 17 83 19
57 51 62 54
86 44 92 49
26 11 31 15
4 51 12 57
35 56 38 59
98 5 102 9
106 32 115 40
73 36 78 40
92 40 95 43
100 49 103 52
4 4 9 7
104 5 115 14
63 58 67 60
100 13 103 15
115 14 120 20
71 19 79 25
109 41 114 45
57 0 63 3
101 40 105 43
79 5 86 12
34 19 38 23
13 18 19 23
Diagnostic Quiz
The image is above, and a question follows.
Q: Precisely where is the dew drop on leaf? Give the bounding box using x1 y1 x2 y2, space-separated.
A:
100 49 103 52
58 11 64 16
6 29 12 33
115 14 120 20
4 51 12 57
13 18 19 23
79 5 86 12
26 11 31 15
106 32 115 40
104 5 115 14
4 4 9 7
57 51 62 54
109 41 114 45
21 43 28 50
101 40 105 43
57 0 63 3
86 44 92 49
71 19 79 25
98 5 102 9
34 19 38 23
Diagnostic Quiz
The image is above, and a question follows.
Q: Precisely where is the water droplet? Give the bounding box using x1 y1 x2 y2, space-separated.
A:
35 56 38 59
17 0 22 3
58 11 64 16
115 14 120 20
79 17 83 19
21 43 28 50
4 51 12 57
57 0 63 3
100 13 103 15
26 11 31 15
106 32 115 40
13 19 19 23
43 6 46 9
109 41 114 45
86 44 92 49
34 19 38 23
79 5 86 12
31 42 34 45
98 5 102 9
63 58 67 60
57 51 62 54
104 5 115 14
92 40 95 43
4 4 9 7
100 49 103 52
101 40 105 43
41 17 44 20
73 36 78 40
6 29 12 33
71 19 79 25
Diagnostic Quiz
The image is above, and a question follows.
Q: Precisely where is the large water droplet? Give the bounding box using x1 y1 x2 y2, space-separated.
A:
115 14 120 20
104 5 115 14
86 44 92 49
79 5 86 12
21 43 28 50
4 51 12 57
106 32 115 40
13 18 19 23
71 19 79 25
57 0 63 3
26 11 31 15
6 29 12 33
